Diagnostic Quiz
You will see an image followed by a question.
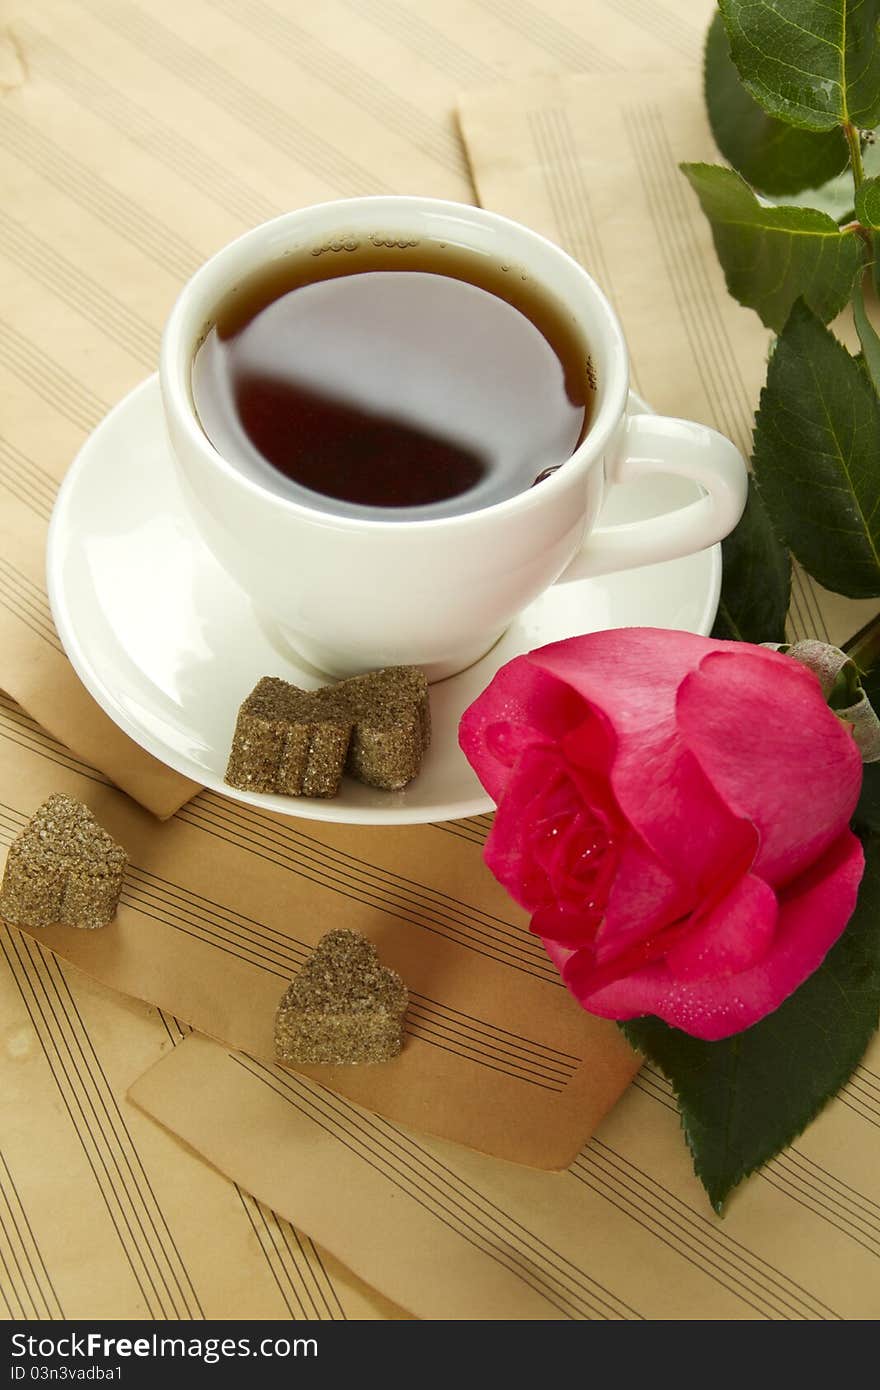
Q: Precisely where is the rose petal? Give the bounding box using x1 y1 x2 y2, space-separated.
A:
483 745 595 911
461 628 715 806
595 834 697 958
531 631 763 894
537 831 699 956
559 830 864 1040
486 730 699 949
677 649 863 887
483 759 554 911
664 874 778 980
531 629 781 741
458 656 592 803
531 903 602 948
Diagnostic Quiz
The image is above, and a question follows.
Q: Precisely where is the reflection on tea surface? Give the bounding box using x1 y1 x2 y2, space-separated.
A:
192 236 594 519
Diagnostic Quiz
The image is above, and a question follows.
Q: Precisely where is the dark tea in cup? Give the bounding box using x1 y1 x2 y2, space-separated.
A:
191 233 596 520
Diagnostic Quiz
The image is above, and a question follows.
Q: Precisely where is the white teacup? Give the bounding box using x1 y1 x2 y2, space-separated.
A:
160 196 747 682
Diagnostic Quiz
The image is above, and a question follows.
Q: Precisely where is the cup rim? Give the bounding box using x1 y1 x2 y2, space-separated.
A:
160 195 630 533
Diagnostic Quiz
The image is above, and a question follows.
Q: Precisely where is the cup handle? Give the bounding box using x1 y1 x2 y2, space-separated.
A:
555 413 748 583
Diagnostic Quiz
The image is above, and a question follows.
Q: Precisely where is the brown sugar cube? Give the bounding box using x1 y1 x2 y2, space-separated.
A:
225 676 352 798
275 929 408 1065
331 665 431 790
226 667 430 799
0 794 128 930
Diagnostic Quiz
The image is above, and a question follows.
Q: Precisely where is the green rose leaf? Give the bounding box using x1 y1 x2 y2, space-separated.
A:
753 299 880 597
717 0 880 132
856 173 880 227
854 763 880 831
853 277 880 393
621 832 880 1212
681 163 863 329
853 657 880 831
773 137 880 222
705 12 849 196
711 477 791 643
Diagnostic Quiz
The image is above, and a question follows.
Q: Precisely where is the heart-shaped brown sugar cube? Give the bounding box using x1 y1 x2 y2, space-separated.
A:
0 794 128 930
330 665 430 790
225 666 430 798
275 929 408 1065
225 676 353 798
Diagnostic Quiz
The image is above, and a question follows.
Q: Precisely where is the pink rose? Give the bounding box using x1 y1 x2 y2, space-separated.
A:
459 629 865 1040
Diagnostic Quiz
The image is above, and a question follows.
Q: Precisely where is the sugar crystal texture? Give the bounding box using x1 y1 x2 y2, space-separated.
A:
0 793 128 930
225 676 353 798
275 929 408 1064
331 665 430 790
225 667 430 798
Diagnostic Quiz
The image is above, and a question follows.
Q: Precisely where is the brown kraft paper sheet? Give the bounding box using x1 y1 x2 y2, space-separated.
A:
0 920 405 1319
0 700 639 1168
130 1030 880 1321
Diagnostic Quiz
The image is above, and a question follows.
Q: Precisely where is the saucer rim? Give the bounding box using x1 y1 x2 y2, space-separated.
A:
47 375 721 826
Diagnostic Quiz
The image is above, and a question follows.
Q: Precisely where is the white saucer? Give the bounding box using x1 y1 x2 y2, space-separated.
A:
47 376 720 825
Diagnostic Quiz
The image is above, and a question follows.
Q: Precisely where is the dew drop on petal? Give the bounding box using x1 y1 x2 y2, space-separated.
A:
485 721 533 766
